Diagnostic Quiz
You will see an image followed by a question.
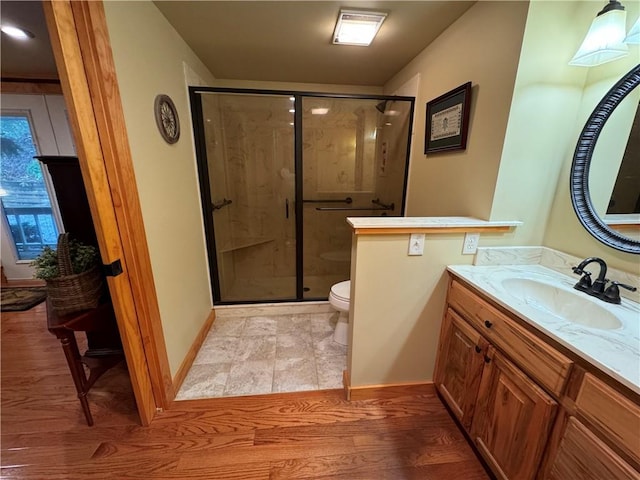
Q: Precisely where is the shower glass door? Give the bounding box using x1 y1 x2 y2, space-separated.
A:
193 88 414 304
300 96 413 299
199 92 297 302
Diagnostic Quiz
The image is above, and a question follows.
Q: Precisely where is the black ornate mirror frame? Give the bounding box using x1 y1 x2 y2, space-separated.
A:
570 63 640 255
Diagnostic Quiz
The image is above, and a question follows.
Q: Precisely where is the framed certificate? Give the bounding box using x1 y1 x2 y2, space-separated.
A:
424 82 472 154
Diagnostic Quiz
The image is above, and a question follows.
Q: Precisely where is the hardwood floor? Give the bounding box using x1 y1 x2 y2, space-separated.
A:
1 300 490 479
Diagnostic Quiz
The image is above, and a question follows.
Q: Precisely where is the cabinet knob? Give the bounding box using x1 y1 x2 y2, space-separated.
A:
484 355 491 364
484 320 493 328
475 345 481 353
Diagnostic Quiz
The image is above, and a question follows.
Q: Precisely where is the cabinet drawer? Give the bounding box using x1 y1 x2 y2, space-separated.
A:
548 417 639 480
449 280 572 397
575 373 640 467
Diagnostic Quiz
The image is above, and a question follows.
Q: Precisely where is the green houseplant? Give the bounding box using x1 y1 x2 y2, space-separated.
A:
31 240 99 280
31 233 104 315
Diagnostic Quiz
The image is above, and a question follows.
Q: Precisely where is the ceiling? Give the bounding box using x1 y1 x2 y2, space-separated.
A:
1 1 475 86
0 1 58 79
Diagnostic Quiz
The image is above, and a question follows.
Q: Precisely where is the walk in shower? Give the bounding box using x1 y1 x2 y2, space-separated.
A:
191 89 414 304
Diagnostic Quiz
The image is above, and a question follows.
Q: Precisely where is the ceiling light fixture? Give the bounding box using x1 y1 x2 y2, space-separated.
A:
332 9 387 46
569 0 629 67
1 25 35 40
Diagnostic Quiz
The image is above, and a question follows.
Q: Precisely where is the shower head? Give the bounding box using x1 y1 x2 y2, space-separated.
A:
375 100 388 114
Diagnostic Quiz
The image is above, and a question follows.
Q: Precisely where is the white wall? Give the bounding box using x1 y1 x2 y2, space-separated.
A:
103 1 216 377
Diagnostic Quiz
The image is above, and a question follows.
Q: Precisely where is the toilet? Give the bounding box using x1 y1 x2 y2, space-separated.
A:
329 280 350 346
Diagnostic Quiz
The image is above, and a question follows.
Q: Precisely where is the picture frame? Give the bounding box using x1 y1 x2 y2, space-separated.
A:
424 82 472 154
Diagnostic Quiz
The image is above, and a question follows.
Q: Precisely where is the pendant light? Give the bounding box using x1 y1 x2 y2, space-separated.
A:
624 16 640 44
569 0 629 67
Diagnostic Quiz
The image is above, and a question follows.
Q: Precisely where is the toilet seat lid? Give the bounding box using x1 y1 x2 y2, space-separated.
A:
330 280 351 301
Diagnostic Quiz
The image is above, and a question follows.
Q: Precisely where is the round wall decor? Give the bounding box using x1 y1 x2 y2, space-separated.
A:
154 94 180 144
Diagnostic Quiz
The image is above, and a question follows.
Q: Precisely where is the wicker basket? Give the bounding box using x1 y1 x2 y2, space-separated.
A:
45 233 104 316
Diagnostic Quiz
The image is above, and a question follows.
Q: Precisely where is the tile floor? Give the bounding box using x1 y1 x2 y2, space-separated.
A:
176 304 346 400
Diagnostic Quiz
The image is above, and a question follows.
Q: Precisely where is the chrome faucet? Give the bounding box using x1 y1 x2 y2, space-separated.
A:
572 257 637 304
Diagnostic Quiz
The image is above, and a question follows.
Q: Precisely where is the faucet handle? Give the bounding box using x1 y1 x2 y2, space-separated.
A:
602 281 638 304
613 281 638 292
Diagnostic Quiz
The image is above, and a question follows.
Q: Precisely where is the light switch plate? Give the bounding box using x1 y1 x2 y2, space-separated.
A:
408 233 425 255
462 233 480 255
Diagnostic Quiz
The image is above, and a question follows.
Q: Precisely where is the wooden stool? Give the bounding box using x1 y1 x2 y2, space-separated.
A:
46 300 124 426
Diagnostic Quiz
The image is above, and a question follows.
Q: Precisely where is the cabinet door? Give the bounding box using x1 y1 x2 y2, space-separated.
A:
434 308 486 430
547 417 639 480
471 348 557 480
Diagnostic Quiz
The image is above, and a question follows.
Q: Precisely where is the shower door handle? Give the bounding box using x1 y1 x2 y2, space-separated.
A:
285 198 289 219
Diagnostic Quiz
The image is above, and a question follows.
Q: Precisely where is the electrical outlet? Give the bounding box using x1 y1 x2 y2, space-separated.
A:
408 233 425 256
462 233 480 255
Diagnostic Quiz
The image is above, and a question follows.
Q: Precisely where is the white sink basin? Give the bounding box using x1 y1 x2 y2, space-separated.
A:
501 277 622 330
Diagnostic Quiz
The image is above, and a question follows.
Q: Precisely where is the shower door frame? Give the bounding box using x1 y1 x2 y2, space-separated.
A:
189 87 415 305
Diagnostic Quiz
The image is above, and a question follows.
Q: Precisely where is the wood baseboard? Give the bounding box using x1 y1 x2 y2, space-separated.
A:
343 371 435 401
171 309 216 402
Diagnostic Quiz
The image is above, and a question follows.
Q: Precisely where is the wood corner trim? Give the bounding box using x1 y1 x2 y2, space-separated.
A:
345 380 436 401
171 309 216 401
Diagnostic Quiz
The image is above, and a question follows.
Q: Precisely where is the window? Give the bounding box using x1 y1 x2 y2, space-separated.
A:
0 114 60 260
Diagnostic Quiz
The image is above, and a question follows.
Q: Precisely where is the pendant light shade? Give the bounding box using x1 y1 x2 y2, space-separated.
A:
569 1 629 67
625 16 640 44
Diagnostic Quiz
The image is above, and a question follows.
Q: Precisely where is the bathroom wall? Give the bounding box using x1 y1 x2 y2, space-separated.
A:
103 0 215 377
348 0 640 388
539 1 640 273
492 1 640 267
384 1 529 220
486 1 590 246
349 233 474 386
349 1 529 388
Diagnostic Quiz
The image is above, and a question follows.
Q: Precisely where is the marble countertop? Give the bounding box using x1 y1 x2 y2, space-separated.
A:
447 264 640 395
347 216 522 229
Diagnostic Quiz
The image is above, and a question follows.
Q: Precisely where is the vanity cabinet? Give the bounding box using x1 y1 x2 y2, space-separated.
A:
435 280 561 480
470 347 557 480
434 308 486 430
436 276 640 480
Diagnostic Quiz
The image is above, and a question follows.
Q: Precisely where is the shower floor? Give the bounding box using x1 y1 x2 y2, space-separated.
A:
221 274 348 303
176 302 346 399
